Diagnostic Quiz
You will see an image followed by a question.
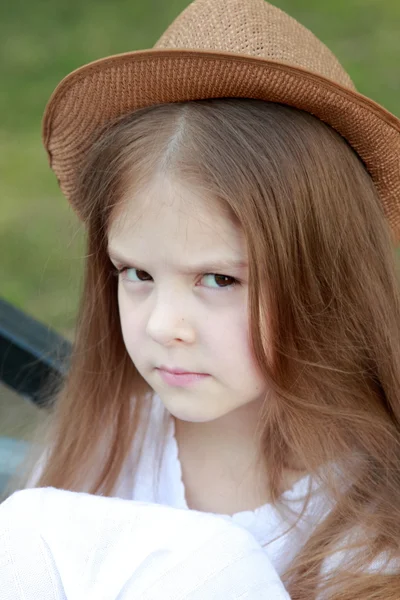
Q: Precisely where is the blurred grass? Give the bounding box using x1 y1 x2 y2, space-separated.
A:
1 0 399 334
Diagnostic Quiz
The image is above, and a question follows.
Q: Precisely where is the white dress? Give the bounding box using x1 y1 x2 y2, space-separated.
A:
0 487 291 599
0 395 391 598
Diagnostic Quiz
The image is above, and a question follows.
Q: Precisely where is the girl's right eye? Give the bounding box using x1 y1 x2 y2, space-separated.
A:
112 267 152 282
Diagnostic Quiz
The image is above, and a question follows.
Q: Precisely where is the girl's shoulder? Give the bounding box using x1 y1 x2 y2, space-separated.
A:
321 527 399 578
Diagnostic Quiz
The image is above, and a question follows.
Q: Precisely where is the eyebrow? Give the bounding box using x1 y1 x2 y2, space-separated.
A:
107 248 248 273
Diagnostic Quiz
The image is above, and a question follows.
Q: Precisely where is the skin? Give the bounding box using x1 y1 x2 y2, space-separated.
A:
108 174 272 513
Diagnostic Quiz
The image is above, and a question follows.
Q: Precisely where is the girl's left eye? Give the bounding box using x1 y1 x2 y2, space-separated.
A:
200 274 238 289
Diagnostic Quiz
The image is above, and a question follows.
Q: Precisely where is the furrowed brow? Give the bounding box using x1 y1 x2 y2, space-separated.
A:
179 259 248 274
107 247 247 273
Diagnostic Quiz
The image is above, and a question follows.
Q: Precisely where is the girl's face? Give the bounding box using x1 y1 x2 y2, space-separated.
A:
108 175 267 423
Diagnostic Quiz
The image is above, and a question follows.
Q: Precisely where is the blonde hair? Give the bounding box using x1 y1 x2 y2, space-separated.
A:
29 99 400 597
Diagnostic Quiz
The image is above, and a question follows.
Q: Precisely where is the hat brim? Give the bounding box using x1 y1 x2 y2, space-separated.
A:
43 48 400 241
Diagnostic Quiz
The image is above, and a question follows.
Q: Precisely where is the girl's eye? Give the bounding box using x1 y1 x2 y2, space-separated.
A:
112 266 238 289
201 274 238 289
113 267 152 282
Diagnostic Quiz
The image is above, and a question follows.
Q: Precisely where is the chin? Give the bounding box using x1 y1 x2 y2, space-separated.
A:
158 392 233 423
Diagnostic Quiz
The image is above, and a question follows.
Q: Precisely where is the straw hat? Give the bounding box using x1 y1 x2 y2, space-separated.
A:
43 0 400 241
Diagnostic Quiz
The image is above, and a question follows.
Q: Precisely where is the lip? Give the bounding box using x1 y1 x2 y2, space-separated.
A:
156 366 210 387
158 365 204 375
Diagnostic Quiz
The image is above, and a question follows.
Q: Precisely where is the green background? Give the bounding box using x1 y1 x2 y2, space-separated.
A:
2 0 399 338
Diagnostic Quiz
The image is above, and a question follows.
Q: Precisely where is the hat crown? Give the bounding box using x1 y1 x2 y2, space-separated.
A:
155 0 355 90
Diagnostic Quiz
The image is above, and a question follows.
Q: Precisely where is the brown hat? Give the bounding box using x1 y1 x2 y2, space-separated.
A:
43 0 400 241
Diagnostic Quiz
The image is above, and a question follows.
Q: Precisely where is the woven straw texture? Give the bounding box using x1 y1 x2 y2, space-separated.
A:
43 0 400 241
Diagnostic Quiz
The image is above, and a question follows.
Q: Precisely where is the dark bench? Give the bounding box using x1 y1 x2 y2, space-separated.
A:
0 297 72 491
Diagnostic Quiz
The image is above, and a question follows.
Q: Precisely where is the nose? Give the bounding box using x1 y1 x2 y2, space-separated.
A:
145 290 196 346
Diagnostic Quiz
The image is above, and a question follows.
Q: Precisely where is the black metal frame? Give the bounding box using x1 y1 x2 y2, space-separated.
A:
0 298 72 406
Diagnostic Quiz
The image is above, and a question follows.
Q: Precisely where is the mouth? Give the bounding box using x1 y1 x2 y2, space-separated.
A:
156 366 210 387
158 365 205 375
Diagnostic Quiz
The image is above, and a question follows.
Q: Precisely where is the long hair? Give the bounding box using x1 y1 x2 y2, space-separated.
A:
26 99 400 597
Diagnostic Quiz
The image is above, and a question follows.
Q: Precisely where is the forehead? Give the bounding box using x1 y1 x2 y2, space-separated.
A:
108 175 246 259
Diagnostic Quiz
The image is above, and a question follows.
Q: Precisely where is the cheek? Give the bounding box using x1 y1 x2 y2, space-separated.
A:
118 294 144 357
206 308 265 396
206 303 254 365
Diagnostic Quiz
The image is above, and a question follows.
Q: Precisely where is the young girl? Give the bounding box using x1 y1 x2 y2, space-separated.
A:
3 0 400 598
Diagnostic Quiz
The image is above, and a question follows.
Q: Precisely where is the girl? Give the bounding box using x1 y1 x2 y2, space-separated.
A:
4 0 400 598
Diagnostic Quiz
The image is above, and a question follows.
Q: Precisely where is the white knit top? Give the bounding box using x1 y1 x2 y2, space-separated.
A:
1 396 392 598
